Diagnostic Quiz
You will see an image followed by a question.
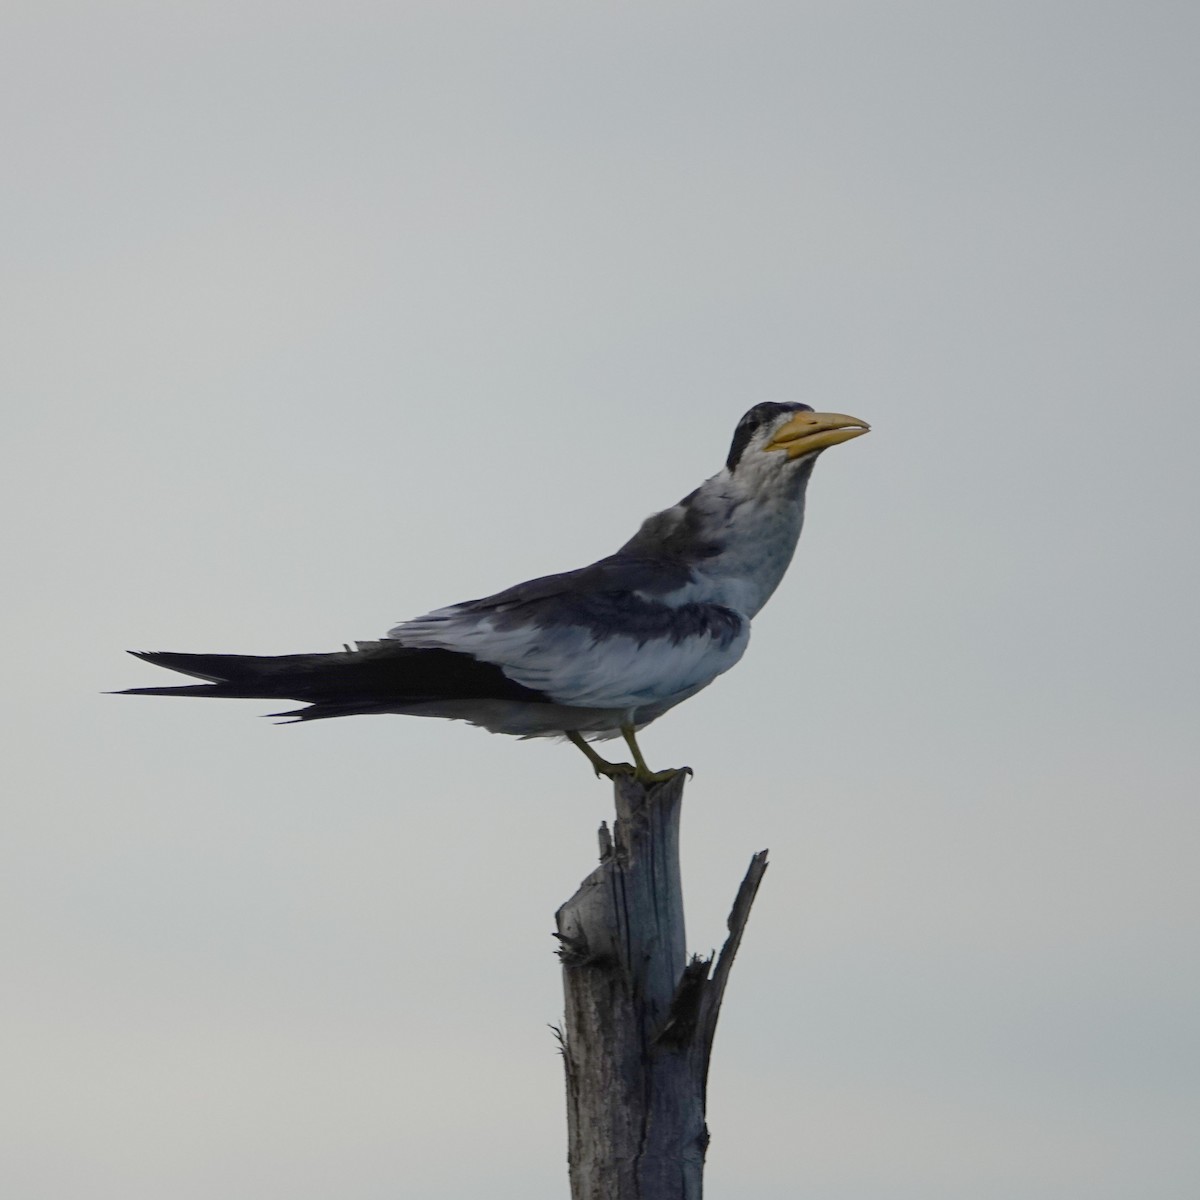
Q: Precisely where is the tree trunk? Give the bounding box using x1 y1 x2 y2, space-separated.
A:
555 773 768 1200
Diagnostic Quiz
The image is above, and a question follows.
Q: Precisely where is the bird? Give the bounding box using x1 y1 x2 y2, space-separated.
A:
119 403 869 782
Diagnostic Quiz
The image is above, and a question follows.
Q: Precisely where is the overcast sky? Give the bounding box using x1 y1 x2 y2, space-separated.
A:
4 2 1198 1197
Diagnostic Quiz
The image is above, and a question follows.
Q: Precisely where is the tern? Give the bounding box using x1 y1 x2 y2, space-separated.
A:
120 403 869 782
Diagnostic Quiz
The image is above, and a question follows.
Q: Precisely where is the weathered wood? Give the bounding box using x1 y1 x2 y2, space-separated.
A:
555 773 768 1200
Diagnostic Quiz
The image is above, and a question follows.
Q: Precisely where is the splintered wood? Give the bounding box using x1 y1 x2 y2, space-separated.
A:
555 773 768 1200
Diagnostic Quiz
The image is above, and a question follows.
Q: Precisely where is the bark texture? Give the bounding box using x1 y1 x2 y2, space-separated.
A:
555 773 768 1200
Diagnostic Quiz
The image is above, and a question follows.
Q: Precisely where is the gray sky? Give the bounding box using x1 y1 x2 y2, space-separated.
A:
4 2 1199 1197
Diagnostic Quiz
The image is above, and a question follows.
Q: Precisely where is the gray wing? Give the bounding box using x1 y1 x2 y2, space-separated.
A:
386 554 750 711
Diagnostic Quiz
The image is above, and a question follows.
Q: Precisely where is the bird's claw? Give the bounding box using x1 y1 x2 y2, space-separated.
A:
590 759 638 781
591 761 692 785
568 730 691 786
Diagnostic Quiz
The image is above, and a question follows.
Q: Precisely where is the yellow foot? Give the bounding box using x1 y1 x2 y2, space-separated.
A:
619 723 691 786
585 758 691 787
598 761 692 785
593 758 638 781
565 732 691 784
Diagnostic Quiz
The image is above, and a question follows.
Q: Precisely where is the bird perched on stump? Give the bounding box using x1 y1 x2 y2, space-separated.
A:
120 403 869 782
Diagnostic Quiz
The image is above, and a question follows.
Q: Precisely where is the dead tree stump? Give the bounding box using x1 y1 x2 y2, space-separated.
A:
555 772 768 1200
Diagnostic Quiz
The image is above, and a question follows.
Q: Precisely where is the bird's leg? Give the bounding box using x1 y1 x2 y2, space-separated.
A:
566 730 636 780
620 724 692 785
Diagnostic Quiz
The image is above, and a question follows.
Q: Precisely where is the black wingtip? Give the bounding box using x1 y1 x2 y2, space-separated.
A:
111 684 223 697
264 708 307 724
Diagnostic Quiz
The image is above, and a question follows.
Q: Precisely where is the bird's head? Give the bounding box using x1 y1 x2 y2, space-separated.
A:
725 402 870 476
615 401 870 593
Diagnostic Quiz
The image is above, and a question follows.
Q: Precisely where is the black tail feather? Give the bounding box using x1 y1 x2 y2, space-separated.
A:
120 683 237 698
117 642 550 719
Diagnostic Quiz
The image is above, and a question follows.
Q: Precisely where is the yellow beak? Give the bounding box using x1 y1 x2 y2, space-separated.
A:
763 411 870 459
